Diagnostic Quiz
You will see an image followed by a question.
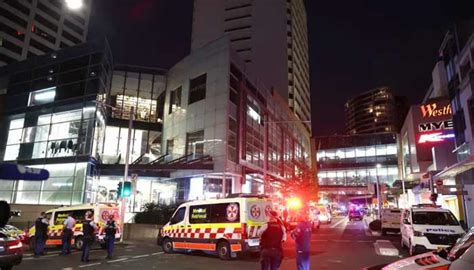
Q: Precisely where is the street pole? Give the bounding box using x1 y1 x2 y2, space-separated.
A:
376 175 382 220
120 106 134 242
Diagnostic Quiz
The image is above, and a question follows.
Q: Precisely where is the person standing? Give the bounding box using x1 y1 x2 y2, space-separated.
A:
61 212 76 255
103 214 117 259
258 211 286 270
291 212 312 270
34 212 49 257
81 211 97 263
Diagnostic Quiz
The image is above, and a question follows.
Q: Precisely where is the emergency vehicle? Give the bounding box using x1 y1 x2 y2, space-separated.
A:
27 203 121 250
157 195 273 260
400 205 465 256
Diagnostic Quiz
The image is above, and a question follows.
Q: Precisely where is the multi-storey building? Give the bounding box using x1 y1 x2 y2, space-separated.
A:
191 0 311 132
0 0 90 66
345 87 408 135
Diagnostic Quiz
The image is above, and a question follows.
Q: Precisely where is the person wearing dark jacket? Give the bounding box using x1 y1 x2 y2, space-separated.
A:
34 212 49 257
81 211 97 263
258 211 287 270
291 213 312 270
101 214 117 259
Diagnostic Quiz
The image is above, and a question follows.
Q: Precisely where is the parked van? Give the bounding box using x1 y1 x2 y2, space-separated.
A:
157 195 273 259
381 208 401 235
400 205 465 255
27 203 121 250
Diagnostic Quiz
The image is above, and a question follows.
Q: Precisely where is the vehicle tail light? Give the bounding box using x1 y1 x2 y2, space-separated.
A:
241 223 248 240
415 255 440 266
7 239 22 250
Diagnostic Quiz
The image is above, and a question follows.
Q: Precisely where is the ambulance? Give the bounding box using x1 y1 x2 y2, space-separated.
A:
157 195 273 259
27 203 121 250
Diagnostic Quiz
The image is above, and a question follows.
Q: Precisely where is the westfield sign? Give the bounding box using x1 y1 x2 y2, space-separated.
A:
420 103 452 118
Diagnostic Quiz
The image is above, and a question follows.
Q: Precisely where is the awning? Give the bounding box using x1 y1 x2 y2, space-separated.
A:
434 156 474 179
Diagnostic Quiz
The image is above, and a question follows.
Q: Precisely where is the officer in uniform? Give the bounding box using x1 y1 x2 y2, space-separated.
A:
81 211 97 263
258 211 286 270
103 214 117 259
61 212 76 255
34 212 49 257
292 211 312 270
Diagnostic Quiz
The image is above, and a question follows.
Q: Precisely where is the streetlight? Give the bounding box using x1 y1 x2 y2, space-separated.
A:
65 0 83 10
375 163 382 220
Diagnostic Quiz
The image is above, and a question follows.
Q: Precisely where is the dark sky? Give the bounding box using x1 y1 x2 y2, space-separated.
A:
89 0 473 136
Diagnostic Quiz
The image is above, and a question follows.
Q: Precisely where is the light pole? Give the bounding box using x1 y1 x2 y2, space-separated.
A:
375 163 382 220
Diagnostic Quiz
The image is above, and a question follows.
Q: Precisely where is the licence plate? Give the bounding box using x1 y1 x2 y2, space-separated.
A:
248 238 260 247
0 246 4 252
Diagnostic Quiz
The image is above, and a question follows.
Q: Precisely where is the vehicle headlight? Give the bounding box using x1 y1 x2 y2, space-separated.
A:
414 231 425 237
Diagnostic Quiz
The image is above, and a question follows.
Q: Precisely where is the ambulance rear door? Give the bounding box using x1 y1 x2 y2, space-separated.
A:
245 199 273 246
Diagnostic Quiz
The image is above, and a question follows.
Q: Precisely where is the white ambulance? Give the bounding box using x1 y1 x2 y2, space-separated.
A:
400 205 465 256
157 195 273 259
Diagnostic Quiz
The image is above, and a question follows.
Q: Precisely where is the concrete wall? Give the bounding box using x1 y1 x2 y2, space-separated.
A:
123 223 162 242
8 204 57 229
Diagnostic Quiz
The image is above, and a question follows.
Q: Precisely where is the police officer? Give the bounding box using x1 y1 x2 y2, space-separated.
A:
259 211 286 270
61 212 76 255
103 214 117 259
81 211 97 263
291 212 312 270
34 212 49 257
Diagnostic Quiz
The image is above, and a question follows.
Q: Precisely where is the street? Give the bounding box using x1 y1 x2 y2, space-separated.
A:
15 217 408 270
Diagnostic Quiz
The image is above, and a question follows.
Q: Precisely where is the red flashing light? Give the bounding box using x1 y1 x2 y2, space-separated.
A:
287 197 303 209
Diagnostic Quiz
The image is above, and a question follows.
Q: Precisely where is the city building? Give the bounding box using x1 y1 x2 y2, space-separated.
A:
345 87 408 135
0 0 91 66
314 133 399 203
191 0 311 132
0 39 112 221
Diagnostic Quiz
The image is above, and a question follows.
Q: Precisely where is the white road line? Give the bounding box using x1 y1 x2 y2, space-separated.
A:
327 259 342 263
62 268 73 270
132 254 150 259
333 240 350 242
42 254 59 258
107 258 128 263
79 263 101 268
330 217 347 228
151 252 164 255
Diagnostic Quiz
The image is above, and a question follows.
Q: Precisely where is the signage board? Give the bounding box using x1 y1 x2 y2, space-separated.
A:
0 163 49 181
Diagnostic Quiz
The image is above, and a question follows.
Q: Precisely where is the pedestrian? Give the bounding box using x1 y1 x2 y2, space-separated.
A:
291 212 312 270
103 214 117 259
61 212 76 255
34 212 49 257
258 211 286 270
81 211 97 263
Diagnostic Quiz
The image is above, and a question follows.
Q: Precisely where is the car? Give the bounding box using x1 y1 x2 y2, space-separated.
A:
0 227 23 270
381 209 401 235
2 225 26 243
400 205 465 256
316 205 332 224
349 209 364 221
372 227 474 270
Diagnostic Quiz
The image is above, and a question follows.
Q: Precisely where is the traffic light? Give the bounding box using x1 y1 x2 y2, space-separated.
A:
117 182 123 198
123 181 132 198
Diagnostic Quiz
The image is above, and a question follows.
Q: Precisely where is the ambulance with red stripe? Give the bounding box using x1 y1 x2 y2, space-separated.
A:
27 203 121 250
157 195 273 259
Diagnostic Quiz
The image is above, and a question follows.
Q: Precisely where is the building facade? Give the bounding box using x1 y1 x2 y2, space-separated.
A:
1 0 90 66
191 0 311 132
345 87 408 135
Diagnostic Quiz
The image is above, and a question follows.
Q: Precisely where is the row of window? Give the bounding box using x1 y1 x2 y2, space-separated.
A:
168 74 207 114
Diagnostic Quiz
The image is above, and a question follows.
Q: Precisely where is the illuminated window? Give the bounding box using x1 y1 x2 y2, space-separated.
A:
28 87 56 106
188 74 206 105
169 86 182 114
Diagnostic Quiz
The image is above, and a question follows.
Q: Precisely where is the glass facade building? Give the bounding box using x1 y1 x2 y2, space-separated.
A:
314 133 400 189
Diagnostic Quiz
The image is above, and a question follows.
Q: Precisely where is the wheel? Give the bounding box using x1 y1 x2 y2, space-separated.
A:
74 236 84 250
1 265 13 270
162 238 173 253
401 237 405 249
29 236 36 250
217 240 231 260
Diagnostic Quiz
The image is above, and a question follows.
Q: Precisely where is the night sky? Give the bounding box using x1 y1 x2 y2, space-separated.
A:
88 0 473 136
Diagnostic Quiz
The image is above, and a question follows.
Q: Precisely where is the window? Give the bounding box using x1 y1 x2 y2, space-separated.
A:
189 205 210 224
188 74 206 105
62 30 82 44
35 14 58 32
189 203 240 224
1 40 23 55
166 139 174 155
29 38 54 53
28 87 56 106
186 130 205 156
37 2 60 20
4 0 30 15
170 207 186 225
1 7 28 27
64 19 84 36
168 86 182 114
3 20 25 41
53 211 69 225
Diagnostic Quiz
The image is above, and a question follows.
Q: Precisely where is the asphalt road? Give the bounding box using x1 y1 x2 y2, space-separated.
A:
15 217 408 270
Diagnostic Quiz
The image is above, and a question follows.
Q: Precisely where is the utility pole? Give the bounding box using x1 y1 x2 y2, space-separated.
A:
120 106 134 242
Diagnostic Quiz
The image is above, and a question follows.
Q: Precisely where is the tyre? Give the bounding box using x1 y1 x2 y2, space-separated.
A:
74 236 84 250
217 240 231 260
29 236 36 250
401 237 405 249
162 238 173 253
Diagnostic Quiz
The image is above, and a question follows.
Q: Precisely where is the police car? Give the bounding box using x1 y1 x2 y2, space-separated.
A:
400 205 465 256
157 195 273 259
27 203 121 250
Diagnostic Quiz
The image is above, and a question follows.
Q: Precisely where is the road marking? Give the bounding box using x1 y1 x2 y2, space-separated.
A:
330 217 347 228
79 263 101 268
132 254 150 259
62 268 73 270
327 259 342 263
107 258 128 263
311 239 328 242
123 259 142 263
333 239 350 242
357 240 374 243
152 252 164 255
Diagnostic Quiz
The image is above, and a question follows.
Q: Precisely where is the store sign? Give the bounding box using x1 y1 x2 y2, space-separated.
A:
420 103 452 118
418 132 455 144
0 163 49 181
418 120 453 132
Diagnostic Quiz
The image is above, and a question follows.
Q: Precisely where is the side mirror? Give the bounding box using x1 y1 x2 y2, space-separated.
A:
403 218 410 225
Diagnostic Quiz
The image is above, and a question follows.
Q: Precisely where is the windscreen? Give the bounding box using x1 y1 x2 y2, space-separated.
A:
412 211 459 226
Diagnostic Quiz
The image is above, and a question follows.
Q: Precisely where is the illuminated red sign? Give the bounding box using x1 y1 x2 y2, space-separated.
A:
420 103 452 118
